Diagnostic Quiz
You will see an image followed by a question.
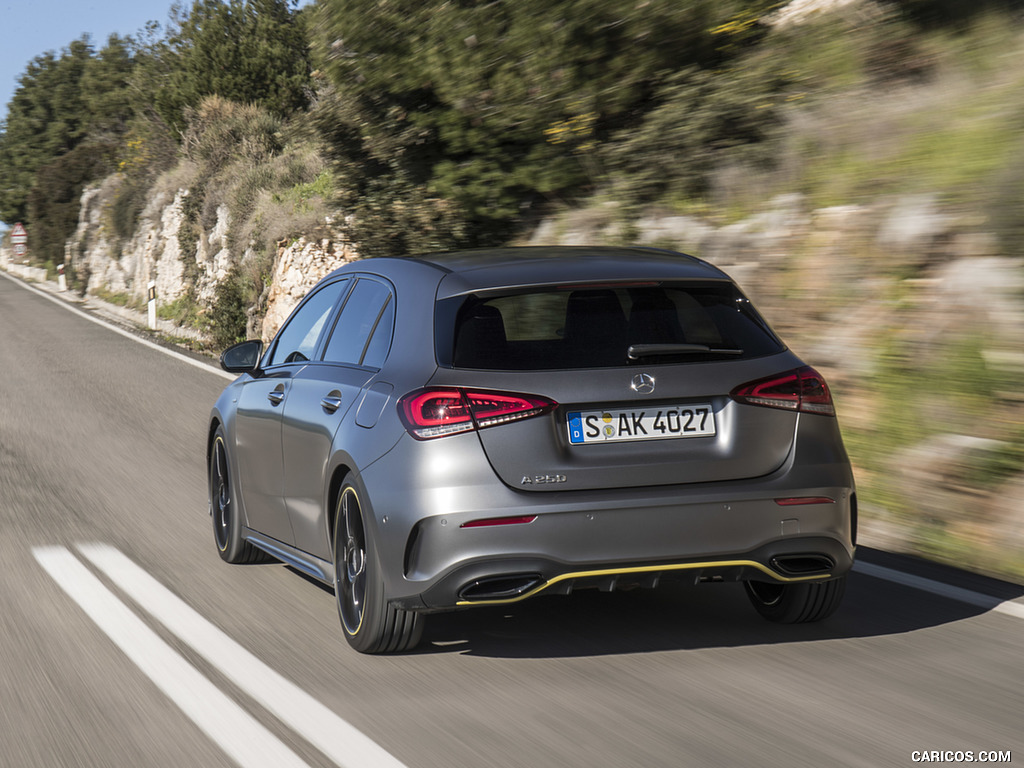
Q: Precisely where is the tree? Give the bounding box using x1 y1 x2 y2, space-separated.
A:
0 32 148 263
310 0 768 250
0 39 94 224
26 140 118 269
154 0 310 132
82 35 138 135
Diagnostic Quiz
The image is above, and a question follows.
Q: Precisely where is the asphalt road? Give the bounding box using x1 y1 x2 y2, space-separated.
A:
1 271 1021 768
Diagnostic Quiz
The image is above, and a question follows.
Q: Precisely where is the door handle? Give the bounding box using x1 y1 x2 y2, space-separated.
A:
267 389 285 406
321 395 343 414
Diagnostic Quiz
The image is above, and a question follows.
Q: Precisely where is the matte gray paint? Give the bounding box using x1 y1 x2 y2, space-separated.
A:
282 364 371 559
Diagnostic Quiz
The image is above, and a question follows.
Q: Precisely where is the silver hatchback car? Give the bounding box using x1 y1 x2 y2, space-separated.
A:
209 247 855 653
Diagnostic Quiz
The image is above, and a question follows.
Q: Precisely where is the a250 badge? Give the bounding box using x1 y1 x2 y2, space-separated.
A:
521 474 567 485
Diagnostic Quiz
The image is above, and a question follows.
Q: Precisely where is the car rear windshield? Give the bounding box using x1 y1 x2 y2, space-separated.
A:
440 281 785 370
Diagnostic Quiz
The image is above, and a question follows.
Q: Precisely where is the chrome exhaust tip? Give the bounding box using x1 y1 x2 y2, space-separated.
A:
770 554 835 577
458 574 544 602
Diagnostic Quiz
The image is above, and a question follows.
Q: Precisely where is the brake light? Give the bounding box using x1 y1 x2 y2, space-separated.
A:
730 366 836 416
399 387 557 439
554 281 660 290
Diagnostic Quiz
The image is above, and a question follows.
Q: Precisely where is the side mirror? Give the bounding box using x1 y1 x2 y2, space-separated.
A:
220 339 263 374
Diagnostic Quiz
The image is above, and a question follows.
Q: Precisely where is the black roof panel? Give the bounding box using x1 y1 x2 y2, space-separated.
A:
407 246 728 298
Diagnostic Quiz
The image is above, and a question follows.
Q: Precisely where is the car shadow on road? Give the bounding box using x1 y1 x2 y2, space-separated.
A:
414 547 1024 659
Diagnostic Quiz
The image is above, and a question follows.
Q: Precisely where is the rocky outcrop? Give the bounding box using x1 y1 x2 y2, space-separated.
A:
67 178 124 293
66 177 257 314
67 178 189 305
63 174 361 347
194 203 232 307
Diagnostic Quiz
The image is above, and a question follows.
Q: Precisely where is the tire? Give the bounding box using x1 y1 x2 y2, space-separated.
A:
744 576 846 623
333 483 423 654
209 427 268 564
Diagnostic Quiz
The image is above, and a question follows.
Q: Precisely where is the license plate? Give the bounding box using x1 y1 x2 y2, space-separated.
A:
567 405 716 444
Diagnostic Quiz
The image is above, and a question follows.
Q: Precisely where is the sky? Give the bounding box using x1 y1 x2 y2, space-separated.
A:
1 1 182 122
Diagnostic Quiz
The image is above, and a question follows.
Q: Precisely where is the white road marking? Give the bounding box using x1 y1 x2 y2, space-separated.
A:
77 543 409 768
32 546 311 768
0 270 234 381
853 561 1024 620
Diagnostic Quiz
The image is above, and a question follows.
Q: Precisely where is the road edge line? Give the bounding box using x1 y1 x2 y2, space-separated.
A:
0 270 234 381
853 561 1024 620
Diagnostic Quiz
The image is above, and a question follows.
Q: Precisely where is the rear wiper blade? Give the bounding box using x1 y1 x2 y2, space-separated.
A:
627 344 745 360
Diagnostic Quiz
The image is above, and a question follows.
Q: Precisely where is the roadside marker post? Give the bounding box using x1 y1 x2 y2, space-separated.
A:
148 281 157 330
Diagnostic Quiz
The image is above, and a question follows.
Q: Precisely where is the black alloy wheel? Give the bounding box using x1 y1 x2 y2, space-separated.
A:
336 486 368 636
211 436 231 553
333 483 424 653
209 427 266 564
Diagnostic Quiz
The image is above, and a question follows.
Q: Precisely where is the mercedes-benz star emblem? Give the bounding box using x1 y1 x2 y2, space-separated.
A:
631 373 656 394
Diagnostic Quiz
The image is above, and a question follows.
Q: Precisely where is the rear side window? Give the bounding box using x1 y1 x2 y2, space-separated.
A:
445 282 784 370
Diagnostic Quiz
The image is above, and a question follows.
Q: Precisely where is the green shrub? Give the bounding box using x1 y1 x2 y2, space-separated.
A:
157 292 207 330
92 286 133 307
209 266 251 348
106 117 179 248
988 135 1024 256
845 327 1023 517
109 176 147 246
276 170 335 213
181 97 283 170
601 55 793 209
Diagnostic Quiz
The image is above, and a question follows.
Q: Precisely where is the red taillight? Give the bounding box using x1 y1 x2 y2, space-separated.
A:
399 387 557 439
774 496 836 506
400 389 473 438
730 366 836 416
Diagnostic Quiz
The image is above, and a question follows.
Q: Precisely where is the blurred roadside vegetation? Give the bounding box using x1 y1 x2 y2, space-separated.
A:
1 0 1023 578
5 0 1024 319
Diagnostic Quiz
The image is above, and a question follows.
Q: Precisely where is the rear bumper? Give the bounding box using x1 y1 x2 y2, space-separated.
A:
403 535 853 610
359 432 855 612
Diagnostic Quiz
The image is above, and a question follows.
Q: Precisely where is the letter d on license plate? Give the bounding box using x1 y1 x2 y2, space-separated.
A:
567 405 715 444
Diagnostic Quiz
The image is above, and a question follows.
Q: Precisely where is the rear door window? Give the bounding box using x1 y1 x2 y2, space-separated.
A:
265 279 349 367
322 277 394 368
446 282 783 370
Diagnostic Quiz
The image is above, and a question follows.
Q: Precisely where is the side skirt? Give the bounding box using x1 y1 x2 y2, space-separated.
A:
243 529 335 585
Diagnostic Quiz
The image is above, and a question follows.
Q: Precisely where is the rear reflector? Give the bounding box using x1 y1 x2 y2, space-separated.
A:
774 497 836 506
730 366 836 416
460 515 538 529
399 387 557 440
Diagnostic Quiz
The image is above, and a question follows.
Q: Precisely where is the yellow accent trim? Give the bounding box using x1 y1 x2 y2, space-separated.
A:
456 559 831 607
